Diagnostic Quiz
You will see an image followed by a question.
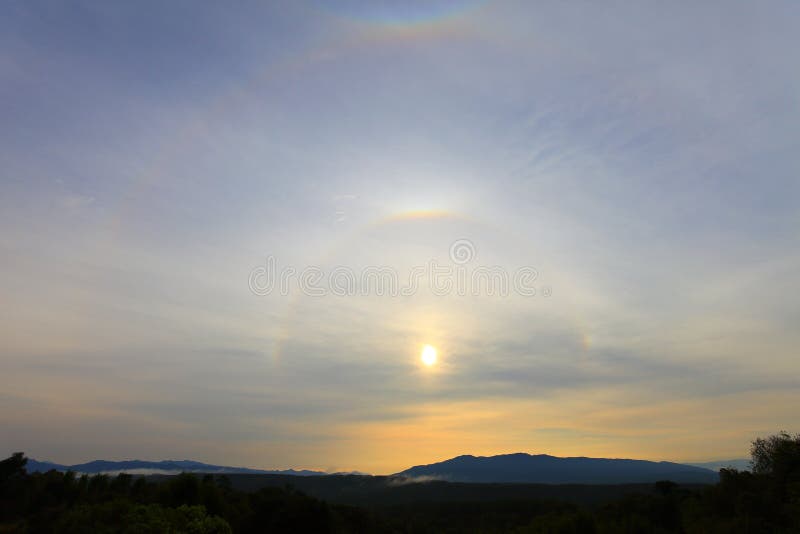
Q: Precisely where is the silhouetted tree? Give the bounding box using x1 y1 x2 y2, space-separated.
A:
0 452 26 481
751 430 800 505
751 431 800 476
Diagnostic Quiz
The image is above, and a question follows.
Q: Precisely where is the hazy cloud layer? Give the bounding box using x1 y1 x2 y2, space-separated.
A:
1 1 799 473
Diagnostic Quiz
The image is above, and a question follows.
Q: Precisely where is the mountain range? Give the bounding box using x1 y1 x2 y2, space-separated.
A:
395 453 720 484
25 459 325 476
686 459 750 472
25 453 729 483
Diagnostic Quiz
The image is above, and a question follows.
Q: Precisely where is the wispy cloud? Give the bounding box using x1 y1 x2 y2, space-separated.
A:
1 0 798 473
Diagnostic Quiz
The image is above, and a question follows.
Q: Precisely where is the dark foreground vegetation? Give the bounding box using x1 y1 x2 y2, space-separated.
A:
2 432 799 533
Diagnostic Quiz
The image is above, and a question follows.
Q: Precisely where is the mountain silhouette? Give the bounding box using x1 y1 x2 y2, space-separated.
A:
26 453 723 483
396 453 718 484
687 459 750 471
25 458 325 476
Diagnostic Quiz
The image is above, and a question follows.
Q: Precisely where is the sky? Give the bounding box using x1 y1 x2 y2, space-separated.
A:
1 1 799 475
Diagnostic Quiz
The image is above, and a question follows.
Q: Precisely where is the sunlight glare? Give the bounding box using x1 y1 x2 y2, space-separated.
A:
421 345 438 366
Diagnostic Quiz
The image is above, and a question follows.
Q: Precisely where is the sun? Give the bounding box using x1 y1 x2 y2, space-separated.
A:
421 345 438 366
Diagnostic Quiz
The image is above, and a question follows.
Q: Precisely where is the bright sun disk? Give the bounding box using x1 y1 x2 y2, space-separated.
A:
421 345 438 366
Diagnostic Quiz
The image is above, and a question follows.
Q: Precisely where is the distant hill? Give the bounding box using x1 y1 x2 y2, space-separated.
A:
25 459 325 476
687 459 751 472
24 453 727 482
396 453 718 484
